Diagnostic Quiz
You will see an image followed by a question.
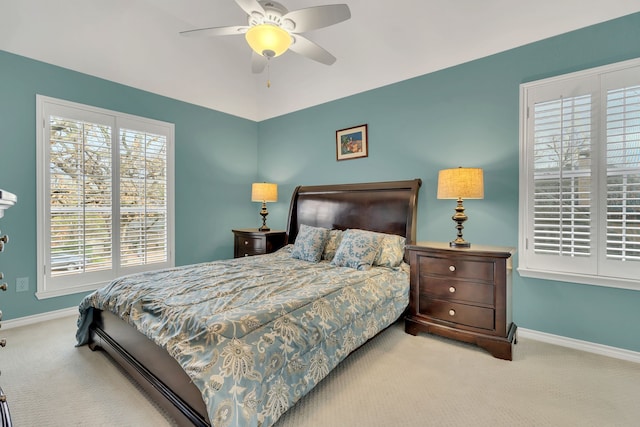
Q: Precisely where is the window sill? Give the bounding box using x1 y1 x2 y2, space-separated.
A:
36 281 106 300
517 267 640 291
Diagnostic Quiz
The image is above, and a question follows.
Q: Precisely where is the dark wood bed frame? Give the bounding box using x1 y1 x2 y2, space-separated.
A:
87 179 422 426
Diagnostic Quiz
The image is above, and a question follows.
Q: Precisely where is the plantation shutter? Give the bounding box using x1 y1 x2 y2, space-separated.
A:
605 84 640 262
521 73 599 276
49 116 113 277
532 95 593 258
119 128 168 267
597 66 640 280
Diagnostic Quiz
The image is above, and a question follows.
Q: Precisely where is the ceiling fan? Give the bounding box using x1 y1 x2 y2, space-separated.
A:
180 0 351 74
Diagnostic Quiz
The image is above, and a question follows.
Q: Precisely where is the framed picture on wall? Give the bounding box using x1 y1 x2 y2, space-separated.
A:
336 124 368 161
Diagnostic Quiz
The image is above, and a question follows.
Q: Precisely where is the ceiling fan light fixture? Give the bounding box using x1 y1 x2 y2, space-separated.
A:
245 24 291 58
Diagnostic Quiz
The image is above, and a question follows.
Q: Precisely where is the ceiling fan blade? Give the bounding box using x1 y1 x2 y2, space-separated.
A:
289 35 336 65
283 4 351 33
180 25 248 37
252 52 268 73
234 0 265 16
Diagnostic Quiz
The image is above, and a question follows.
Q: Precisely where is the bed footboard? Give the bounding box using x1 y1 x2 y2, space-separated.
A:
89 310 210 427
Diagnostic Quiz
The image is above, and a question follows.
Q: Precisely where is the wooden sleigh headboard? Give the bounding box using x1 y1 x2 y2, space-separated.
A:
286 179 422 245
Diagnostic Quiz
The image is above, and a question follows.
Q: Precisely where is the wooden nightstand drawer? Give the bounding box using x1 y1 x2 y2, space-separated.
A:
420 298 495 330
232 229 286 258
235 235 264 255
421 276 494 305
419 255 494 282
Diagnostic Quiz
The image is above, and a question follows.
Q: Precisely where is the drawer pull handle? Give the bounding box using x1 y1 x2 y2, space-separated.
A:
448 309 456 317
244 254 249 257
0 339 5 347
244 240 249 245
449 265 456 272
449 286 456 293
0 235 7 244
0 283 6 291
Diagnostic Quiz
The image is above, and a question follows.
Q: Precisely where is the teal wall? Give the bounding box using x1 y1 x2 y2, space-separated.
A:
2 12 640 353
0 50 259 319
258 13 640 352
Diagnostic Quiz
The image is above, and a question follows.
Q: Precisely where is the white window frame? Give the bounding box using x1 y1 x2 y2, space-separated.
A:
36 95 175 299
518 58 640 291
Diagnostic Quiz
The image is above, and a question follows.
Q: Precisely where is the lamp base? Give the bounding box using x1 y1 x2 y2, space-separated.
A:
259 202 270 232
450 198 471 248
449 239 471 248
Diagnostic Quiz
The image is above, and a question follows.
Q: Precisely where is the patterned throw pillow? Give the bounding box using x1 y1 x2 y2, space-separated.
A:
322 229 344 261
330 229 383 270
291 224 330 262
373 233 406 268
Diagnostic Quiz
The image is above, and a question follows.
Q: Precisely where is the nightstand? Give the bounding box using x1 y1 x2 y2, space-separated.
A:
232 229 286 258
405 242 517 360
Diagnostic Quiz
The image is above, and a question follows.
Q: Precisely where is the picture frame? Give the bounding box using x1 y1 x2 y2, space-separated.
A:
336 124 368 161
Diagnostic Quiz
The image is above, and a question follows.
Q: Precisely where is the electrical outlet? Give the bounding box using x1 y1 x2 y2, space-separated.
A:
16 277 29 292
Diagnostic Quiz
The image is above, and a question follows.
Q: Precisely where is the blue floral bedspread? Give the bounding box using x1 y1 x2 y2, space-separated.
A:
76 246 409 427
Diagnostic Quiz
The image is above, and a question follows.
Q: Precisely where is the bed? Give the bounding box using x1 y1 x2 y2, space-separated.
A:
76 178 421 427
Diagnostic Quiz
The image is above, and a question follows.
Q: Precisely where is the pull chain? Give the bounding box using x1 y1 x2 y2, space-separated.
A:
266 60 271 88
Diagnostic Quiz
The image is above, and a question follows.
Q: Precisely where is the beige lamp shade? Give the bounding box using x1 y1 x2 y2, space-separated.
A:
245 24 292 58
251 182 278 202
437 167 484 200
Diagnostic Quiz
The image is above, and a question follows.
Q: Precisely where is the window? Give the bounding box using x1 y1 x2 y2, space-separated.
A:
519 58 640 290
36 96 174 298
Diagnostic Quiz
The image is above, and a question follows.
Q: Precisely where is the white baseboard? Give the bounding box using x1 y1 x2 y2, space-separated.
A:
518 327 640 364
2 306 77 330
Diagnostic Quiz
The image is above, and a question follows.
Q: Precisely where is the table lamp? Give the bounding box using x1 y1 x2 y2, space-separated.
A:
251 182 278 231
437 167 484 248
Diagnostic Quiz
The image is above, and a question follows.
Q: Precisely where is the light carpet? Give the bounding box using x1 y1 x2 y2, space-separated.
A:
1 315 638 426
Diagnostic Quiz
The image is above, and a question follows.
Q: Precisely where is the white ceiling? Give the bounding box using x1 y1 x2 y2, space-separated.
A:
2 0 640 121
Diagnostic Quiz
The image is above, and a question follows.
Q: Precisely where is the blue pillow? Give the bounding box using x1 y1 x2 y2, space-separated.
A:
291 224 330 262
330 229 383 270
